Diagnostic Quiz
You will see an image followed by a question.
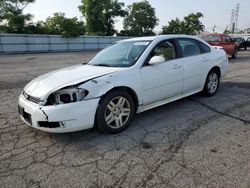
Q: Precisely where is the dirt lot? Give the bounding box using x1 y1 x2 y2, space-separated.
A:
0 50 250 188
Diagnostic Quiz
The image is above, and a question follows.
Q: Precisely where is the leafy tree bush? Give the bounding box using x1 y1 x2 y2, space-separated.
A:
121 0 158 36
0 0 35 33
79 0 127 36
40 12 85 37
162 12 204 35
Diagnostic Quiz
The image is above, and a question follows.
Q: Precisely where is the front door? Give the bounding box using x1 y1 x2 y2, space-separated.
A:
140 40 183 105
220 35 236 55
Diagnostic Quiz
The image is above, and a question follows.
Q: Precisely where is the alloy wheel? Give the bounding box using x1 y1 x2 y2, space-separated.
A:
207 73 218 94
104 96 131 129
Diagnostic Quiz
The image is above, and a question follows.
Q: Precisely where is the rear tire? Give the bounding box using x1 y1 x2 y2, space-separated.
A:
95 90 135 134
232 47 238 58
203 70 220 97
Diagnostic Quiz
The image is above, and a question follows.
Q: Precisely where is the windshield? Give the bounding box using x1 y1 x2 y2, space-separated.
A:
232 38 243 42
88 41 151 67
201 35 221 42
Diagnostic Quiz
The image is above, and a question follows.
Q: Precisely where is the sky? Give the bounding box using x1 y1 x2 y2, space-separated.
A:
24 0 250 33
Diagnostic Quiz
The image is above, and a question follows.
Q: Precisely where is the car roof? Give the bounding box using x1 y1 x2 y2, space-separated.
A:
120 35 199 42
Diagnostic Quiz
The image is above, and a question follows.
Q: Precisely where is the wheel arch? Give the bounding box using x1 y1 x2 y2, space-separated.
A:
209 66 221 78
202 66 221 97
95 86 138 133
103 86 139 111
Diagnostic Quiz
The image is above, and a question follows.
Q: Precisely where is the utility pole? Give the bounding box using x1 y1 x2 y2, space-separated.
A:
212 25 216 34
230 9 235 32
235 3 240 30
229 4 240 33
232 23 235 34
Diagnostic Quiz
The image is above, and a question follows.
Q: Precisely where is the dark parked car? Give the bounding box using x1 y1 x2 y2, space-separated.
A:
246 37 250 49
231 37 247 50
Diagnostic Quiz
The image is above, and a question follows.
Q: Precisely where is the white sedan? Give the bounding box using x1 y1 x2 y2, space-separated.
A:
18 35 229 133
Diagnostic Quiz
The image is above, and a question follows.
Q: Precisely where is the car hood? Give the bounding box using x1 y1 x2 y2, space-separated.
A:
24 64 122 99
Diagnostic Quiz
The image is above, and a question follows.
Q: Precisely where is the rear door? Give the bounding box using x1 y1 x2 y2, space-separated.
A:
176 38 211 93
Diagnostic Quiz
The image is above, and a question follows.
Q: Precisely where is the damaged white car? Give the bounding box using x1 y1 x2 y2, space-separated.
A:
18 35 229 133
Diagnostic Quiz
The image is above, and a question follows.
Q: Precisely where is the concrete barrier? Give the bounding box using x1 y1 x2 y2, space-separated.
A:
0 34 130 54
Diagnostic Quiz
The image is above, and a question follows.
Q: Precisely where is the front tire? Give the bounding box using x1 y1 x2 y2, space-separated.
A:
203 70 220 97
95 90 135 134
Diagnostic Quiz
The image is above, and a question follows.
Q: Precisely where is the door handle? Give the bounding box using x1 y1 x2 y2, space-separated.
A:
202 58 209 62
173 64 182 69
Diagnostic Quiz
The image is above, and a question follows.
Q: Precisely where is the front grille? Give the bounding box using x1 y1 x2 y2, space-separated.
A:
38 121 61 128
23 91 41 104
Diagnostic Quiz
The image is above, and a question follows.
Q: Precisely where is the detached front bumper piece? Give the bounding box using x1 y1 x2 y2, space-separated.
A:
18 94 100 133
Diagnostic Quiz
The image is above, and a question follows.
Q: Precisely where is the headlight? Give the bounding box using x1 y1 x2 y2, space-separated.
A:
45 87 89 106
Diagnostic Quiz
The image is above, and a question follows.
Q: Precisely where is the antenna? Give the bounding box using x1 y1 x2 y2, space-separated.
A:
235 3 240 30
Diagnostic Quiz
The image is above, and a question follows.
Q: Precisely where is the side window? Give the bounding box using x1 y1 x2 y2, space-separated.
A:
177 39 202 57
197 40 211 54
226 36 232 42
231 38 237 42
151 40 176 61
222 36 227 42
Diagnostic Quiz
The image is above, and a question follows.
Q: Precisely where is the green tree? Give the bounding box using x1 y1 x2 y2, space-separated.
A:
223 28 230 34
41 12 85 37
161 18 183 35
121 0 158 36
162 12 204 35
0 1 4 20
79 0 127 36
0 0 35 33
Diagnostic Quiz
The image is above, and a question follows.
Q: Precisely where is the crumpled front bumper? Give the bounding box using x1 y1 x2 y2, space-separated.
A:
18 94 100 133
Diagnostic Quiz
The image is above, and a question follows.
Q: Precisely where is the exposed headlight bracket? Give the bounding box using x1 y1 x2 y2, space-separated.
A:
45 87 89 106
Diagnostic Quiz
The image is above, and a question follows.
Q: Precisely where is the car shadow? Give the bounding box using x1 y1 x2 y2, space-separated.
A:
222 81 250 89
229 50 250 63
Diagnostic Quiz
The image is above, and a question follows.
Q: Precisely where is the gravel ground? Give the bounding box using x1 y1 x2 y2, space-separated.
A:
0 50 250 188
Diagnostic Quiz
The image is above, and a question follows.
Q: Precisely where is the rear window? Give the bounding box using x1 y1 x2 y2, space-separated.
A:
201 35 221 42
238 38 244 42
197 41 211 53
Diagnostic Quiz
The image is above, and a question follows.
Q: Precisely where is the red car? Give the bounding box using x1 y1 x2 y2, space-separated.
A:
201 34 239 58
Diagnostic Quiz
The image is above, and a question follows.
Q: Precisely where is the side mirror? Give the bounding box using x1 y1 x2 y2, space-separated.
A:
149 56 165 65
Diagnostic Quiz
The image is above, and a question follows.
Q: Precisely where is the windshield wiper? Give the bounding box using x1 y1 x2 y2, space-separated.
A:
92 63 113 67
